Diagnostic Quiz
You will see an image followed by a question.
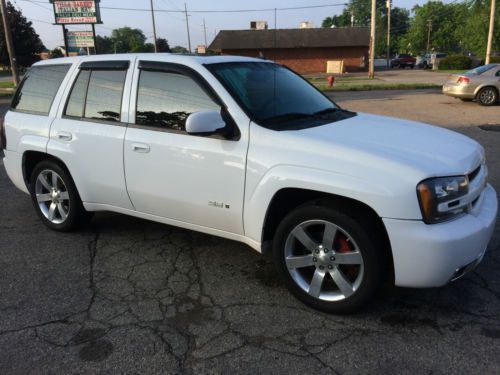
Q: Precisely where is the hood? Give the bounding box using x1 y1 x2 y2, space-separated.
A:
298 112 483 178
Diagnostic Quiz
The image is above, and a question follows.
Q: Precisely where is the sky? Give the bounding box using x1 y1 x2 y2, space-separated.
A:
11 0 459 50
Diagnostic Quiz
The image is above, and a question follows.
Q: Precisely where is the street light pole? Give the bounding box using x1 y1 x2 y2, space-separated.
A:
386 0 391 68
485 0 495 65
369 0 376 79
150 0 158 53
0 0 19 86
184 3 192 53
426 19 432 54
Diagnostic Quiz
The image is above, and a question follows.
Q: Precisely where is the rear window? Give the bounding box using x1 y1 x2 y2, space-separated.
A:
11 64 70 115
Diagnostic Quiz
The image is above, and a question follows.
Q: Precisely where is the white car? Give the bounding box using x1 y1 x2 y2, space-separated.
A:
1 54 497 313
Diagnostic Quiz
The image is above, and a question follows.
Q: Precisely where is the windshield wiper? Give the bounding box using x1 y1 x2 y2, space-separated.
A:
261 112 321 124
313 107 342 116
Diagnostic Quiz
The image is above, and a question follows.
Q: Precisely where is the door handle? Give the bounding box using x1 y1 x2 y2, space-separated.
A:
131 143 150 153
57 131 72 141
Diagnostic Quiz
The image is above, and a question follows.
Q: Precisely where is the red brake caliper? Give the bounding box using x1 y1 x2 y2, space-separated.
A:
336 235 351 253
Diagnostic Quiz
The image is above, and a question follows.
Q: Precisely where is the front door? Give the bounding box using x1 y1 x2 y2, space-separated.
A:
124 61 248 234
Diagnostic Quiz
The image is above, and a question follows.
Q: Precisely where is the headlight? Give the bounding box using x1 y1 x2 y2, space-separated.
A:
417 176 469 224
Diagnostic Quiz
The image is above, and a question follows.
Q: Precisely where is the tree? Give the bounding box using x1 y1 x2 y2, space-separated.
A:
171 45 189 54
111 27 147 53
95 35 114 54
50 48 64 58
156 38 171 52
0 2 45 67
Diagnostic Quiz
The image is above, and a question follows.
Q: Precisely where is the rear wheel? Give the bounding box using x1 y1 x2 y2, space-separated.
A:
273 204 385 313
29 160 89 232
476 87 498 106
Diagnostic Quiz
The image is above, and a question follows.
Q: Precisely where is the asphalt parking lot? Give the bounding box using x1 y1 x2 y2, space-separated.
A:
1 91 499 374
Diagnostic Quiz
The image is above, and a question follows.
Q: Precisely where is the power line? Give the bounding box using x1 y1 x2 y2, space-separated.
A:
18 1 347 13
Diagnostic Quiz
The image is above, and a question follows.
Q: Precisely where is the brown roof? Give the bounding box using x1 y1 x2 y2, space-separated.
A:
209 27 370 51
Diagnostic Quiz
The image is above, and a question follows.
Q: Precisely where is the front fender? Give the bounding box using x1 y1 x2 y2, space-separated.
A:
243 165 422 244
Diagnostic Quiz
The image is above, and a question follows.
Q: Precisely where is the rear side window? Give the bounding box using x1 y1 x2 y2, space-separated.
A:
136 70 219 132
65 67 127 123
11 65 70 115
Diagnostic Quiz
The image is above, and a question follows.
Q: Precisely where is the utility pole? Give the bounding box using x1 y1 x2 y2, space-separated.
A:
485 0 495 65
426 19 432 54
369 0 376 79
386 0 391 68
184 3 191 53
0 0 19 86
202 19 208 48
150 0 158 53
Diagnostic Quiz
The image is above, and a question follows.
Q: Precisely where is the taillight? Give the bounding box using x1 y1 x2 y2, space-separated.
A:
457 76 470 85
0 117 6 150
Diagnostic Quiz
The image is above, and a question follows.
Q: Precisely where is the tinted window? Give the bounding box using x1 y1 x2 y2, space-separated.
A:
12 65 70 114
65 70 90 118
206 62 354 130
136 70 219 132
467 64 497 75
85 70 126 122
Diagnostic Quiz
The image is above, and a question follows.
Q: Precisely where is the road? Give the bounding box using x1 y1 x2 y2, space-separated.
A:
1 91 499 374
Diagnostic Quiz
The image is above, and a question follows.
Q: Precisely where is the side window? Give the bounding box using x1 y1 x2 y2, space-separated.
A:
12 65 70 115
136 70 220 132
496 69 500 77
65 68 127 123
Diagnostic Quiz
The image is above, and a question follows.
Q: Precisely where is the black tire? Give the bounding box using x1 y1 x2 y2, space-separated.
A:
410 64 415 69
476 86 498 106
272 204 386 314
29 160 90 232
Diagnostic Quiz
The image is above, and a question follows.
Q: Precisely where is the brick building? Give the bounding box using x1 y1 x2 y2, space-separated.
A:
208 27 370 74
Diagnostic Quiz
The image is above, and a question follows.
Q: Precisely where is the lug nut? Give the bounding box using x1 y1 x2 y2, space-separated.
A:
328 265 333 270
315 249 320 254
313 257 317 262
324 248 329 253
330 256 335 261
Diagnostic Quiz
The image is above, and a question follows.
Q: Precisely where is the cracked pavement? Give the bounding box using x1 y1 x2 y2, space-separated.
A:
1 91 500 373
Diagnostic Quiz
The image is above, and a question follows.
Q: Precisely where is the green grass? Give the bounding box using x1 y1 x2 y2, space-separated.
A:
0 81 15 89
434 69 467 74
320 82 441 92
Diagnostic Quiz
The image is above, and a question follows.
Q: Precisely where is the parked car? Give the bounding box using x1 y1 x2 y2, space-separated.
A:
419 53 447 69
443 63 500 105
1 55 497 313
390 54 416 69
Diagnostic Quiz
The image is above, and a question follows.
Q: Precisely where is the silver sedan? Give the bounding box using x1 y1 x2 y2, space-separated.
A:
442 64 500 106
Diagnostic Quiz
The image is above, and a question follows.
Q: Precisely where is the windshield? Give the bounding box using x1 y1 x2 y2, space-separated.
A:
205 62 354 130
467 64 496 75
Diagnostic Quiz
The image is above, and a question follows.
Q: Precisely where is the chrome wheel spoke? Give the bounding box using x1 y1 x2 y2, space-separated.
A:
47 202 57 221
308 269 325 297
36 193 52 203
329 267 355 298
57 203 68 221
292 226 317 250
334 251 363 265
322 222 338 248
38 174 52 191
51 172 58 190
286 254 314 269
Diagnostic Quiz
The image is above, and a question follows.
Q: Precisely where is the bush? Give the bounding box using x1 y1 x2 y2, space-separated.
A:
438 55 472 70
490 56 500 64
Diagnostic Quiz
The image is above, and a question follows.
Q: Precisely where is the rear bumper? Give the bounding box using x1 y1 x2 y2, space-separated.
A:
442 84 476 99
384 184 497 288
3 149 28 194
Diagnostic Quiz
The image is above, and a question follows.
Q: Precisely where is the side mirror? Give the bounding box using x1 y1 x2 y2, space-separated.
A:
186 110 226 135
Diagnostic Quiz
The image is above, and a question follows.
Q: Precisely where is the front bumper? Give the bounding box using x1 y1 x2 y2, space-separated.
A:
442 83 476 99
384 184 497 288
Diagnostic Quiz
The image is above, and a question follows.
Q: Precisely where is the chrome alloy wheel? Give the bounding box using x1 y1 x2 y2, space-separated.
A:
478 88 496 105
35 169 70 224
284 220 364 302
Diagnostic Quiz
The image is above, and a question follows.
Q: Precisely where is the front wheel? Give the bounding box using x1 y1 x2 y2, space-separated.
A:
476 87 498 106
29 160 90 232
273 204 385 314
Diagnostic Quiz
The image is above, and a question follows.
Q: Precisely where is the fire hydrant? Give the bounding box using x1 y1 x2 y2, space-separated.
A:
327 75 335 88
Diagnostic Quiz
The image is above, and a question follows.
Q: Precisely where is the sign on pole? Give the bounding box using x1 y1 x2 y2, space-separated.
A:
67 31 95 48
50 1 102 25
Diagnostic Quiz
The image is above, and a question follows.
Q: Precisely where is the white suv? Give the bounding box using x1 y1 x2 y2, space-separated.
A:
1 54 497 313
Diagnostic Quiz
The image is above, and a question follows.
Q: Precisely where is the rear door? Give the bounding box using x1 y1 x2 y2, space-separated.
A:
48 59 134 209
